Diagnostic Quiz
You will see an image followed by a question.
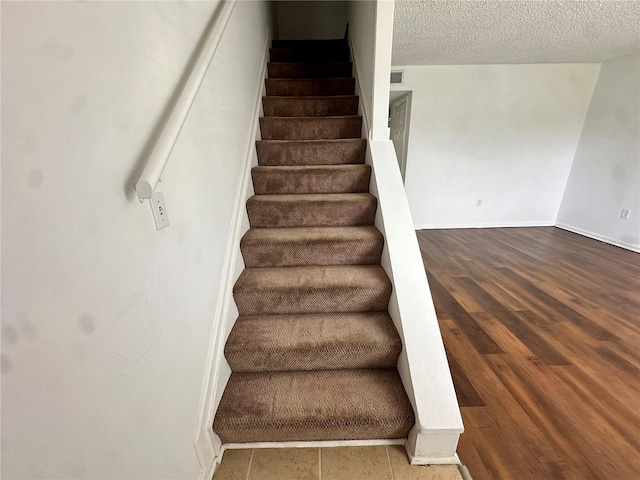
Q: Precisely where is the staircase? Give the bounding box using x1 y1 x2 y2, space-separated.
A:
213 38 415 444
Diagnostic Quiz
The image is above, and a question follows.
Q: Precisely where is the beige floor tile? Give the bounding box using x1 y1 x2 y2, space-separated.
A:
388 445 463 480
249 448 319 480
321 446 392 480
213 449 253 480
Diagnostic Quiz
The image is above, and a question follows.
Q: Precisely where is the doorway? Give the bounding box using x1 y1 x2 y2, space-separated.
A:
389 91 412 182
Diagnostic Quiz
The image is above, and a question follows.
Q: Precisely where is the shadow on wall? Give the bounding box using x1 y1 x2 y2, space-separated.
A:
274 1 348 40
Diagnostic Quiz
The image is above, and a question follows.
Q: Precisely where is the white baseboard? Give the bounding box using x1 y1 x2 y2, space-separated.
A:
555 223 640 253
415 221 554 230
192 30 271 480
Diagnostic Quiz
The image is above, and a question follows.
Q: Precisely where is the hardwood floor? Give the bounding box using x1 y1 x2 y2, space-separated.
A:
417 227 640 480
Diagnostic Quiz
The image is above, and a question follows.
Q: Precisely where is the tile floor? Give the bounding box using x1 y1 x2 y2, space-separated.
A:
213 445 464 480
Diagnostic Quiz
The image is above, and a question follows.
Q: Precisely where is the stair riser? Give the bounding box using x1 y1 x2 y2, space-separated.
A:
263 97 359 117
226 346 400 372
233 284 391 315
272 39 347 49
252 166 370 195
268 62 352 79
241 237 383 267
266 78 355 96
260 117 362 141
246 198 376 228
270 48 350 62
256 140 366 166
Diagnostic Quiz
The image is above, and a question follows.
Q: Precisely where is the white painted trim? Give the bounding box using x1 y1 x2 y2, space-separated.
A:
415 222 555 230
367 140 464 462
347 35 372 139
370 0 394 141
409 453 461 466
458 464 475 480
192 30 271 480
555 223 640 253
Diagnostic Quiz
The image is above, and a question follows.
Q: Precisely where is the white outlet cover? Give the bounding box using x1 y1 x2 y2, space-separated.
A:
150 191 169 230
621 208 631 219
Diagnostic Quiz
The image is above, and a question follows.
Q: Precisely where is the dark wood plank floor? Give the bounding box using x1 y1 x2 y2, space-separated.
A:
417 227 640 480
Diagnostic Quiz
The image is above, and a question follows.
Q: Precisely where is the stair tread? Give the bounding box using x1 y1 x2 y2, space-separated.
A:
269 47 350 63
260 116 362 141
256 139 366 166
248 192 375 203
272 39 348 47
268 62 351 67
235 265 390 292
264 95 358 100
266 78 355 96
242 225 382 245
252 164 370 195
246 193 376 228
258 138 364 143
262 115 361 120
267 62 352 79
214 368 414 442
267 78 354 83
253 163 367 170
262 98 359 118
225 312 401 372
241 226 383 268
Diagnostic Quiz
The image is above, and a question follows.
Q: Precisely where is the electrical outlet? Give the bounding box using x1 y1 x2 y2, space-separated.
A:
476 199 483 207
620 208 631 219
151 191 169 230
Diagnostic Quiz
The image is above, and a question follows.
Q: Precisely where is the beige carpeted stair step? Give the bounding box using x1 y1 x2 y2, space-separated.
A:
269 47 350 63
233 265 392 315
263 96 359 117
246 193 376 228
266 78 355 96
213 368 415 443
260 116 362 140
240 226 384 267
225 312 402 372
268 62 352 79
252 165 370 195
256 139 366 166
271 39 347 49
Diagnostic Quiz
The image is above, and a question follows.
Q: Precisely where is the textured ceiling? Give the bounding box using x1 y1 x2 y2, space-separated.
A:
392 1 640 65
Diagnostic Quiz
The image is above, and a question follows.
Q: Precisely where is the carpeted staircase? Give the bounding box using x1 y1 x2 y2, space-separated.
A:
213 38 415 444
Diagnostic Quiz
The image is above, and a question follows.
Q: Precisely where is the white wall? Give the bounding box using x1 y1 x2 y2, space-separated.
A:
557 53 640 251
347 0 394 140
392 64 600 228
275 1 347 40
1 1 272 478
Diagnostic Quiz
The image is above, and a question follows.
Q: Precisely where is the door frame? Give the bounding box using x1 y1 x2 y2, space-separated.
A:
389 91 412 182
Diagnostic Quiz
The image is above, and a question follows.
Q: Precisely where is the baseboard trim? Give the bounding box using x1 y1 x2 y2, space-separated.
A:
192 30 271 480
415 222 554 230
408 453 460 466
555 223 640 253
